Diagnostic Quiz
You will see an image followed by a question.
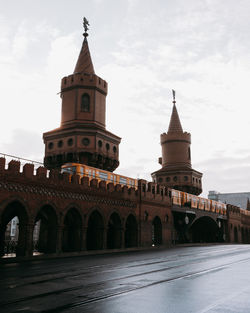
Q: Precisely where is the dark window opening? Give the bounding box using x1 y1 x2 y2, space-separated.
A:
58 140 63 148
106 143 110 151
67 138 73 146
98 140 102 148
81 93 90 112
48 142 54 150
82 138 90 146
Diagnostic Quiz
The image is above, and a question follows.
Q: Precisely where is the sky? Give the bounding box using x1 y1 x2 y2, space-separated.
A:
0 0 250 197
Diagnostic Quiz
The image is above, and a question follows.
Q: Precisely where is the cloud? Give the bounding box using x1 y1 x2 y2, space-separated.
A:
0 129 44 163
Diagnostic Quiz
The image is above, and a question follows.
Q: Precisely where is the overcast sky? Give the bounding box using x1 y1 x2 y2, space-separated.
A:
1 0 250 197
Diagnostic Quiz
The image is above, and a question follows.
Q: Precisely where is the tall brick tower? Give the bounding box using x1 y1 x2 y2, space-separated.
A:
151 91 202 195
43 18 121 171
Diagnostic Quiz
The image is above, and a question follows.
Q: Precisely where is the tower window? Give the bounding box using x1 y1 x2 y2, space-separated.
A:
188 147 191 160
98 140 102 148
48 142 54 150
184 176 188 181
166 177 170 182
67 138 73 146
173 176 178 182
81 93 90 112
158 177 163 183
82 138 90 146
113 146 117 153
58 140 63 148
106 143 110 151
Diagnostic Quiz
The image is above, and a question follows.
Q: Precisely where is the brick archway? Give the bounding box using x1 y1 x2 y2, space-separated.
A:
152 216 162 246
125 214 138 248
62 208 82 252
107 212 122 249
0 200 29 257
86 210 104 250
34 205 58 254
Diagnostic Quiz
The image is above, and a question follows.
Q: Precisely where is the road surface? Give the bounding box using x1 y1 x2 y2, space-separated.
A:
1 244 250 312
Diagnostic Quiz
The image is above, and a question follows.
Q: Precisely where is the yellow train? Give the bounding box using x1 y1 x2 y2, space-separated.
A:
171 189 227 215
61 163 227 215
61 163 138 189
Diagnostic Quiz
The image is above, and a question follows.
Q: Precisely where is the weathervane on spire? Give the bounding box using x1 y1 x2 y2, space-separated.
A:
83 17 90 40
172 89 176 104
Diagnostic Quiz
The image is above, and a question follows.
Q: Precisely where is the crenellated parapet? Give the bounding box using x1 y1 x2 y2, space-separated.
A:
160 131 191 144
61 73 107 95
0 158 137 207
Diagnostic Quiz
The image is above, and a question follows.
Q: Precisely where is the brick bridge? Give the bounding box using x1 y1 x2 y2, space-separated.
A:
0 157 249 260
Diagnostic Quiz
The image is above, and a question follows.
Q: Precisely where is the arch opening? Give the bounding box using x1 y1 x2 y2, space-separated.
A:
189 216 219 243
107 212 122 249
62 208 82 252
34 205 57 254
0 201 28 257
234 226 238 243
86 210 104 250
152 216 162 246
125 214 138 248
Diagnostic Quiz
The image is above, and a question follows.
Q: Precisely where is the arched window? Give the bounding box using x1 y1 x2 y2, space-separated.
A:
81 93 90 112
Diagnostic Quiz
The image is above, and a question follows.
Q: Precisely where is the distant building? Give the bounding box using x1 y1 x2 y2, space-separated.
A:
208 191 250 210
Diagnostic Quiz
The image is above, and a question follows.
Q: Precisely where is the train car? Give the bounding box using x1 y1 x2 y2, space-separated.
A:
198 197 205 210
210 200 217 213
171 189 182 206
61 163 138 189
182 192 192 206
221 203 227 215
170 189 227 215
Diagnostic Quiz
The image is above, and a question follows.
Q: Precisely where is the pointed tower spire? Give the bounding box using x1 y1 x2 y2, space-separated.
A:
151 89 203 195
43 18 121 172
74 17 95 74
247 198 250 211
168 90 183 133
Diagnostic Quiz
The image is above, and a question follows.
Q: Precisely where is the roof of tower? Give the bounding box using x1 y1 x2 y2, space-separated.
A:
73 38 95 74
167 103 183 133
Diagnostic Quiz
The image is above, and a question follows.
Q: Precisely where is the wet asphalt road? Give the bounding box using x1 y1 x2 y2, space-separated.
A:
1 245 250 313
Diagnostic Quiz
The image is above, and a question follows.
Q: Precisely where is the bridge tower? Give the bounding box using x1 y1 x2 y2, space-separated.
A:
43 18 121 171
151 91 202 195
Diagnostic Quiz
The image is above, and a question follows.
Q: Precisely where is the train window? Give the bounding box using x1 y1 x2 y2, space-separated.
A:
81 93 90 112
92 171 95 178
88 170 92 177
99 171 108 181
80 167 84 176
62 166 76 174
120 177 127 185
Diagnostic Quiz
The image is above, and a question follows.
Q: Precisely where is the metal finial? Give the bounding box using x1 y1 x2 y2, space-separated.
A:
83 17 90 39
172 89 176 104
